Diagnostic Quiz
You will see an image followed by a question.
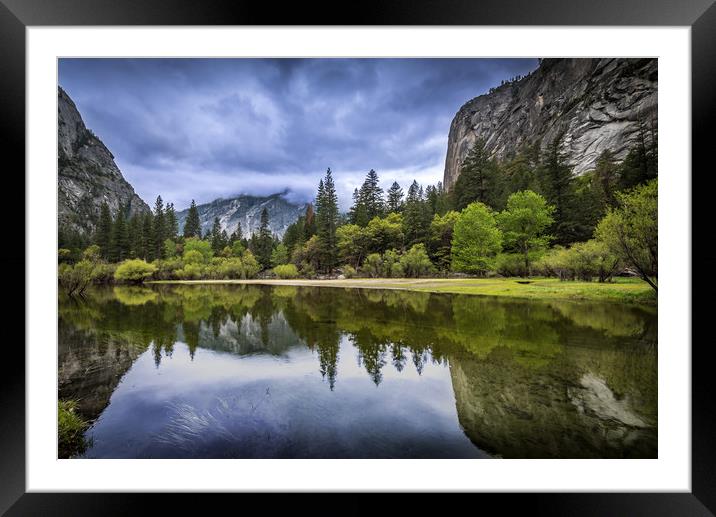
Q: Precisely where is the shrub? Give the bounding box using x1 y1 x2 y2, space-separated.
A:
58 260 95 295
400 244 434 278
217 258 244 279
58 248 72 264
362 253 383 278
183 249 204 264
58 400 88 458
91 262 117 284
82 244 102 263
300 261 316 279
175 262 205 280
342 265 356 278
273 263 299 279
154 257 183 280
114 259 157 284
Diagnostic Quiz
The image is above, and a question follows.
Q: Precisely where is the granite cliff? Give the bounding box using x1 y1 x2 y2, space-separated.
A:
443 58 658 190
58 86 150 235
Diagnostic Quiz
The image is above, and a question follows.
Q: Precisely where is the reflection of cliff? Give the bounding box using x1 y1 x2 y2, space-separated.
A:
58 322 148 421
450 345 657 458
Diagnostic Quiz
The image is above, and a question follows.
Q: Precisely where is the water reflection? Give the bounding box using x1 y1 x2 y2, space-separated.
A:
58 285 657 459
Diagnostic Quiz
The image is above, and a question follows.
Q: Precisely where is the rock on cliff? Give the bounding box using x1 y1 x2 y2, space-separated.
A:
58 86 150 235
176 192 308 239
443 58 657 190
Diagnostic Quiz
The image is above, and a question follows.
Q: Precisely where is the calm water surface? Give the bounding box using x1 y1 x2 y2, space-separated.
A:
58 284 657 459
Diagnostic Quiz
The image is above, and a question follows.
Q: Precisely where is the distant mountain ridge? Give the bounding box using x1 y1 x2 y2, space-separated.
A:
176 193 308 239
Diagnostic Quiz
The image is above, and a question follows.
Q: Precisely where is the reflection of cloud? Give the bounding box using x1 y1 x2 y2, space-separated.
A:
59 58 539 209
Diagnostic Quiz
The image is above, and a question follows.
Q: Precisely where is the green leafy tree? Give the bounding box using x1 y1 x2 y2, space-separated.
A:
366 213 404 255
451 202 503 274
497 190 554 276
400 244 434 278
183 199 201 238
183 237 213 263
429 210 460 271
271 243 290 267
337 224 367 267
596 179 657 290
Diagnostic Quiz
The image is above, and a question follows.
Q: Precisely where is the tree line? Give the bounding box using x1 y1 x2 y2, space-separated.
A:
59 124 657 291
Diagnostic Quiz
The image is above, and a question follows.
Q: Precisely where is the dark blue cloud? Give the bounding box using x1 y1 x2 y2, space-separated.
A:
59 58 538 210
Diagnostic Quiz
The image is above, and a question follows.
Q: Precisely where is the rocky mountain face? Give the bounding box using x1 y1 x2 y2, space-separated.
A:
443 58 658 190
176 193 308 239
58 87 150 235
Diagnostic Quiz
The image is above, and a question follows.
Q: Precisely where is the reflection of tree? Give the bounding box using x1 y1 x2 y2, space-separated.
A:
60 282 658 458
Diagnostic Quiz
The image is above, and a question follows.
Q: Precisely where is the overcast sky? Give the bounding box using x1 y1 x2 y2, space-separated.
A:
59 58 538 210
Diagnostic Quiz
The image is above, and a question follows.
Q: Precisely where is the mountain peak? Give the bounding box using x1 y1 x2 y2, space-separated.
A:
176 193 308 238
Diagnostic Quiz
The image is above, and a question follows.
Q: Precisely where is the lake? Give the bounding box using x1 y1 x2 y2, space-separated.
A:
58 284 657 459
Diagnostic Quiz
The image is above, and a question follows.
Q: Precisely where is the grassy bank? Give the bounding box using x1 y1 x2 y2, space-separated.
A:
151 277 656 305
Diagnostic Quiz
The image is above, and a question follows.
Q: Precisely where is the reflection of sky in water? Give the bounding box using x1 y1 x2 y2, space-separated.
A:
82 339 487 459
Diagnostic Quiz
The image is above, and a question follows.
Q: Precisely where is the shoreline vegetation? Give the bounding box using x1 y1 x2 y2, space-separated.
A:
148 277 656 305
59 136 657 300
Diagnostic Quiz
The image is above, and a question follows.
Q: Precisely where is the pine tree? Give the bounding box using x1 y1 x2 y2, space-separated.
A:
110 210 130 262
453 139 499 210
403 181 431 247
387 181 404 213
183 199 201 238
152 196 166 259
537 134 576 245
303 203 317 240
210 217 226 254
315 168 339 273
254 208 274 269
165 202 178 241
128 214 143 258
142 212 155 261
349 169 385 226
95 202 113 260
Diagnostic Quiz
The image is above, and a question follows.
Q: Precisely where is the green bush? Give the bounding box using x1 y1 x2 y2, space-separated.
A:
341 265 357 278
362 253 383 278
154 258 183 280
114 259 157 283
175 262 205 280
58 260 95 295
183 249 204 264
241 250 261 279
400 244 434 278
217 258 244 279
273 263 299 279
91 262 117 284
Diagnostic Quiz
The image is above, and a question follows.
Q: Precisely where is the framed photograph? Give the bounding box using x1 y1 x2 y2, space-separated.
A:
4 0 713 512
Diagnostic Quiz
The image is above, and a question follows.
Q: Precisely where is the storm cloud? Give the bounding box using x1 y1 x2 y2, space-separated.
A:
59 58 538 210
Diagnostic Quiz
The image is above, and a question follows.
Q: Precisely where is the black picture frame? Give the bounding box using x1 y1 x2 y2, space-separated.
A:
2 0 713 513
